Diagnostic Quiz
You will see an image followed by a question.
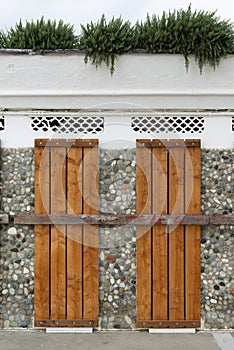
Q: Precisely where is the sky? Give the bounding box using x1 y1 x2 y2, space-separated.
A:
1 0 234 33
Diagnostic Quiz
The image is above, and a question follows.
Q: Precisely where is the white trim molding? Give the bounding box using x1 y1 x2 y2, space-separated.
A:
0 110 233 148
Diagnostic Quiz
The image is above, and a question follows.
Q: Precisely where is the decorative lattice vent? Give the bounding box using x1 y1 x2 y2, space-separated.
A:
232 117 234 132
0 116 5 131
31 115 104 134
131 116 205 134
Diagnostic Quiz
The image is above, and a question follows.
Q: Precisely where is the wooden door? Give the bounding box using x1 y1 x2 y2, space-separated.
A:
34 139 99 327
136 139 201 328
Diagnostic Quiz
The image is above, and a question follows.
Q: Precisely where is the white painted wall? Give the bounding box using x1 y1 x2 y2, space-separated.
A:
1 114 233 149
0 52 233 148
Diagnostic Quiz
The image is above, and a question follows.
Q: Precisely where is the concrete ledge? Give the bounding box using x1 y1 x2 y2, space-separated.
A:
149 328 196 334
46 327 93 333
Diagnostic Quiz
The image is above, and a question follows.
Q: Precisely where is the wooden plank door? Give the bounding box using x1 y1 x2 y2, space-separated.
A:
136 139 201 328
34 139 99 327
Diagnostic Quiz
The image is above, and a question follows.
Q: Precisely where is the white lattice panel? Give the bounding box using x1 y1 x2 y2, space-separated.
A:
0 113 232 148
31 116 104 134
0 116 5 131
131 116 205 134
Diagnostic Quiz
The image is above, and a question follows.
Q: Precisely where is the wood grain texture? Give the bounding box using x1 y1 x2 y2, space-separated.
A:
35 139 98 148
185 145 201 321
34 145 50 321
35 319 98 328
67 147 83 320
50 147 67 320
83 146 99 320
137 320 200 328
169 147 185 321
136 145 152 320
152 147 168 320
14 213 232 225
136 139 200 148
136 139 201 327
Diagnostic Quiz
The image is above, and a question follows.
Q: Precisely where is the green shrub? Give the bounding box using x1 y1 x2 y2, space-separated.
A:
2 17 78 50
0 8 233 74
0 31 6 48
134 6 234 72
78 14 133 74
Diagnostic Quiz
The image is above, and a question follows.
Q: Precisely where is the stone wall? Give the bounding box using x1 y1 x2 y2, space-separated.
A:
200 150 233 329
0 148 233 329
0 149 34 328
99 149 136 329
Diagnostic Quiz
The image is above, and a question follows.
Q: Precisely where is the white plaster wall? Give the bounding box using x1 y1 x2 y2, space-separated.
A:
0 53 234 109
0 52 233 148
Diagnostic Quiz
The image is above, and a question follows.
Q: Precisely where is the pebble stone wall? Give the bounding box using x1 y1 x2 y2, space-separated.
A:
0 148 34 328
99 149 137 329
0 147 233 329
200 149 233 329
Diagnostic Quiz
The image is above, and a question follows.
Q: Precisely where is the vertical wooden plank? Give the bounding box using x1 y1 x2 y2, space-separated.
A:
152 146 168 320
169 146 185 321
185 144 201 322
50 146 67 320
136 143 152 321
67 147 83 320
83 145 99 321
34 143 50 321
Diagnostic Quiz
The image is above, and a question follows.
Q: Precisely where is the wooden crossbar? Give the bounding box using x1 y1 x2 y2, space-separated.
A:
136 139 201 148
34 319 98 328
137 320 200 328
35 139 98 147
13 213 234 225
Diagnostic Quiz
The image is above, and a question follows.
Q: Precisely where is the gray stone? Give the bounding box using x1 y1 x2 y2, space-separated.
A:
7 227 17 235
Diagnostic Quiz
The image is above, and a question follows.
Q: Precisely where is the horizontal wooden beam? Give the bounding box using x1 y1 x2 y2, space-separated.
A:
0 214 9 224
136 139 200 148
35 138 98 148
14 214 234 226
35 319 98 328
137 320 200 328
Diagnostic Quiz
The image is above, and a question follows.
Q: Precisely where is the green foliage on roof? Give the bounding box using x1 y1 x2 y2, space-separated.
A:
78 15 133 75
133 6 234 72
1 17 78 50
0 6 234 74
